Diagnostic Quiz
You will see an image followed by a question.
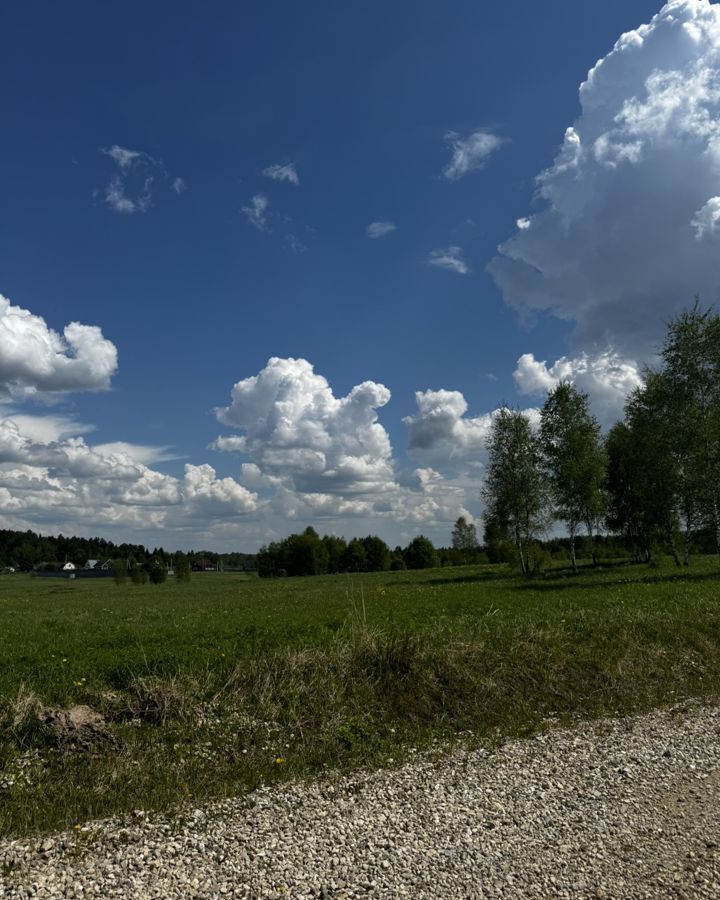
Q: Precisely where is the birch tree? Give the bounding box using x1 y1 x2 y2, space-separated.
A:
540 383 606 572
482 407 547 575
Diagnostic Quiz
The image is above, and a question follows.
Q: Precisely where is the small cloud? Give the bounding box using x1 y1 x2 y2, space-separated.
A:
485 372 498 382
443 129 503 181
98 145 160 214
172 176 187 195
103 174 153 214
242 194 270 231
285 233 307 253
91 442 180 465
428 246 470 275
210 435 247 453
102 145 146 170
262 163 299 186
366 221 397 239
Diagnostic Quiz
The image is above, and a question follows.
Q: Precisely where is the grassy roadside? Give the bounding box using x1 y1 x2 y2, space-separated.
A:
1 559 720 836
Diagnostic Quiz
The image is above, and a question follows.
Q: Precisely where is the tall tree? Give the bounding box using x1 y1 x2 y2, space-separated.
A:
451 516 478 565
482 407 548 576
616 382 682 565
540 383 606 572
656 302 720 560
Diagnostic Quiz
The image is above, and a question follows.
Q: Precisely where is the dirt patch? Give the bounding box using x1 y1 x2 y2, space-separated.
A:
40 706 121 753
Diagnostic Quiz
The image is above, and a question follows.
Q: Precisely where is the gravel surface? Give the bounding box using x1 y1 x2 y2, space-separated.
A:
2 701 720 899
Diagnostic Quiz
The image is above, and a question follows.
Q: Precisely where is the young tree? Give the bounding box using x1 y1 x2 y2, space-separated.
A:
112 558 127 585
451 516 478 564
174 553 191 582
482 407 548 576
540 383 606 572
147 558 167 584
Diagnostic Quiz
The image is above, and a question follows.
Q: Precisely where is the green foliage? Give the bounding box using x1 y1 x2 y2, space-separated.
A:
402 535 438 570
482 407 548 575
174 554 191 583
540 382 606 571
111 559 127 586
451 516 479 564
147 560 167 584
258 529 393 577
341 538 367 573
603 303 720 565
362 535 391 572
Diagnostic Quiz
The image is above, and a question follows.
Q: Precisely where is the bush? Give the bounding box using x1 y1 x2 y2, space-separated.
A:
147 561 167 584
112 559 127 585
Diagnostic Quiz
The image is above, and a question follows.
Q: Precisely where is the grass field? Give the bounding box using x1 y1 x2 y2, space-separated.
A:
1 558 720 836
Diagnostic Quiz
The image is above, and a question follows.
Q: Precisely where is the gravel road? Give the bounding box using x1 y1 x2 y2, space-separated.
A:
2 701 720 899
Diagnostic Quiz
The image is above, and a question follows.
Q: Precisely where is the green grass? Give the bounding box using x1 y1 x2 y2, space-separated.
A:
1 558 720 836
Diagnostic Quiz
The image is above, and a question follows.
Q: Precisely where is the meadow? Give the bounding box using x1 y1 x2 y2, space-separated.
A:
1 558 720 836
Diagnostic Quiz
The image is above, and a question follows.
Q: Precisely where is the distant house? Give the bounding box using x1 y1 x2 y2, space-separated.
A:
191 557 216 572
84 559 99 570
62 562 77 571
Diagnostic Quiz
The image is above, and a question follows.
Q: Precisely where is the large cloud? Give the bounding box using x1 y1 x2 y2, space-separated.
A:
215 357 395 495
513 351 643 426
0 295 118 397
489 0 720 357
212 358 480 538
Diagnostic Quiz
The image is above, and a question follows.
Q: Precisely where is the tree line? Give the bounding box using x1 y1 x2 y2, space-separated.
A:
256 528 455 577
483 303 720 574
0 529 256 574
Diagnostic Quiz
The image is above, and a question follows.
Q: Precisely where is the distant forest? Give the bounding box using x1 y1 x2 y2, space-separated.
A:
0 529 256 573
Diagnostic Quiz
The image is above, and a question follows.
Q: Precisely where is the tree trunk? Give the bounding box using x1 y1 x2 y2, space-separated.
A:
683 511 692 566
569 525 577 575
586 520 598 567
667 528 681 567
515 527 527 576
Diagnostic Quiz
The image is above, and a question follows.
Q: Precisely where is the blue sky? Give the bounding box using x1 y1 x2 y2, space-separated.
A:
2 0 718 550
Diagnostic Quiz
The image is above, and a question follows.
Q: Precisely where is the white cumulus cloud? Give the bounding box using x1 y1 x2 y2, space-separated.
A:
428 246 470 275
0 417 258 539
443 129 503 181
0 295 118 397
212 358 484 537
488 0 720 357
215 357 394 495
513 351 643 426
404 390 493 467
403 389 541 471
